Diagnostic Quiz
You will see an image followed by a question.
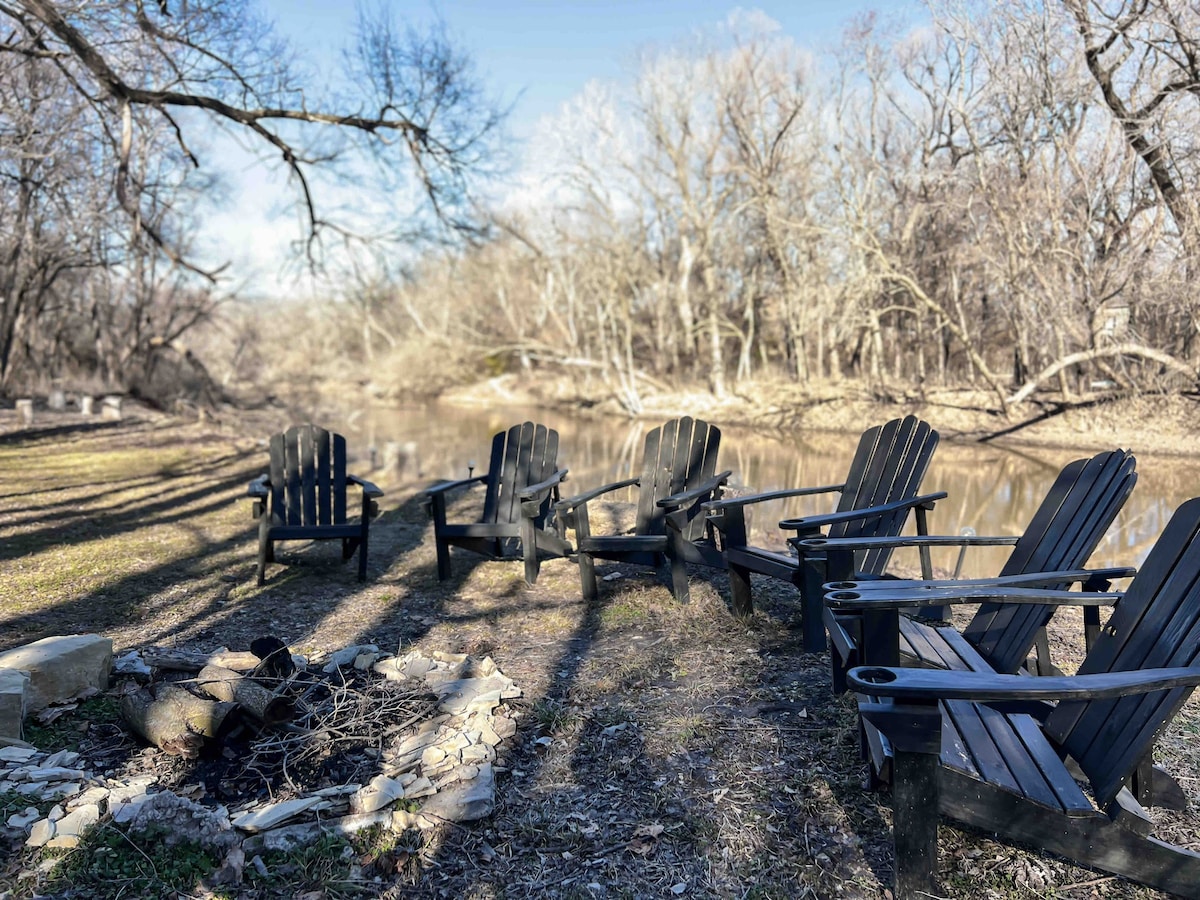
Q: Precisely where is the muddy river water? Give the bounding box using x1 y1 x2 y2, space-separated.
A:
332 402 1200 579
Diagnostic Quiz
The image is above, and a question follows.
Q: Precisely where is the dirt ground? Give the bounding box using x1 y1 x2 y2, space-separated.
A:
0 404 1198 899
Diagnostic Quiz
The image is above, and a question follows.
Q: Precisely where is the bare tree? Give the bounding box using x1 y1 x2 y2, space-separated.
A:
1 0 503 278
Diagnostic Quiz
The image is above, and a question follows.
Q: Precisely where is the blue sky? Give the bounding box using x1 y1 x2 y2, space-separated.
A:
261 1 903 136
210 1 914 293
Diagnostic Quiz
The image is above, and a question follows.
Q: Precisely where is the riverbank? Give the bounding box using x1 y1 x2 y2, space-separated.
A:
437 374 1200 457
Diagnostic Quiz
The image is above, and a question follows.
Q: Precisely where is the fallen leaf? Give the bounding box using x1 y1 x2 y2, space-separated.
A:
634 823 664 838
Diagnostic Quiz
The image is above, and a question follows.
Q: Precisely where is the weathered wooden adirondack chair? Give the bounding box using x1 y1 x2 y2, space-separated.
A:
248 423 383 585
704 416 944 652
554 417 730 604
820 449 1137 691
847 496 1200 899
423 421 570 585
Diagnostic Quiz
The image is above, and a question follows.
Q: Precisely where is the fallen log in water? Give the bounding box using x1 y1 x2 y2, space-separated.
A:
195 665 295 725
120 683 239 758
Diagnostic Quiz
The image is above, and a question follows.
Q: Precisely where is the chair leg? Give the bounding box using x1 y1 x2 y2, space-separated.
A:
580 551 598 603
257 517 272 586
730 563 754 618
799 553 828 653
892 749 941 899
670 553 690 603
435 538 451 581
520 515 540 585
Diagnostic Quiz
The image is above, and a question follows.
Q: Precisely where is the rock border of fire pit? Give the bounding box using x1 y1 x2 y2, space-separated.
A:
3 646 523 889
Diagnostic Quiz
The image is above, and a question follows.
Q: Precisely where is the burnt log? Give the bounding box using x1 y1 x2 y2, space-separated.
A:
120 683 239 758
196 665 294 725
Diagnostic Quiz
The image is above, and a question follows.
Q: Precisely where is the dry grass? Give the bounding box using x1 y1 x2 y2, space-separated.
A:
0 413 1197 899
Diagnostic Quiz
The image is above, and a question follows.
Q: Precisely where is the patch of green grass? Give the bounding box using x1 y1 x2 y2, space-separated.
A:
45 823 223 900
599 599 649 627
530 698 579 735
23 695 122 751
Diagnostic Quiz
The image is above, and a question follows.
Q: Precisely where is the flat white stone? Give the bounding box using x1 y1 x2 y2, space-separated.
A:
41 750 80 768
6 807 39 830
54 804 99 838
0 746 37 763
418 763 495 824
22 767 85 782
322 645 379 673
232 796 321 832
353 775 407 813
405 776 435 799
26 818 54 847
68 786 109 809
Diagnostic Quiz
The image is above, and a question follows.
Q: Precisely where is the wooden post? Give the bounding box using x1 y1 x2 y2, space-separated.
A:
48 388 65 411
15 399 32 425
80 396 94 416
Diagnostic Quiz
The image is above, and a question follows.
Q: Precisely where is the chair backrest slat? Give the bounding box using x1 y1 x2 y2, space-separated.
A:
964 450 1136 674
480 422 561 526
830 416 939 575
316 426 332 524
300 425 317 525
635 417 721 538
1042 497 1200 807
284 429 302 527
480 428 512 525
636 420 670 534
331 433 347 524
270 424 348 527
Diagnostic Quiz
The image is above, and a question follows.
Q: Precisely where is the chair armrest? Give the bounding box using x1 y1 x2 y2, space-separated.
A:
519 468 568 501
703 482 846 513
348 474 384 498
848 664 1200 703
826 566 1137 594
781 491 948 533
248 474 270 499
423 474 488 498
554 477 641 513
798 533 1019 553
659 471 733 510
825 585 1123 611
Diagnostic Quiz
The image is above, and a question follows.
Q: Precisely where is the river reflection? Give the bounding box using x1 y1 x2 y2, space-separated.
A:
337 403 1197 579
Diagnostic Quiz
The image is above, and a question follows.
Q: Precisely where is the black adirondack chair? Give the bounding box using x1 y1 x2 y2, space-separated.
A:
821 449 1137 691
704 416 944 652
423 421 570 585
847 496 1200 899
248 423 383 585
554 416 730 604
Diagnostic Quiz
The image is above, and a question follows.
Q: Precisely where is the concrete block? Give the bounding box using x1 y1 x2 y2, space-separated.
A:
0 635 112 712
0 669 29 740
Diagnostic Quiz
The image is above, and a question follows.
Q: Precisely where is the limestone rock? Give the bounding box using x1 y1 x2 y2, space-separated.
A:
322 645 379 673
353 775 407 814
26 818 54 847
0 669 29 740
232 796 321 832
418 763 495 824
127 791 237 852
6 807 39 830
0 634 112 711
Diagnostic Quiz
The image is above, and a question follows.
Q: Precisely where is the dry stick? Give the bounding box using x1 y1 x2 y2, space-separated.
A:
195 664 295 725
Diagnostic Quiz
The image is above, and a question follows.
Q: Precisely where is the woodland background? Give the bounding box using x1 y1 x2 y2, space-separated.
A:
2 1 1198 421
